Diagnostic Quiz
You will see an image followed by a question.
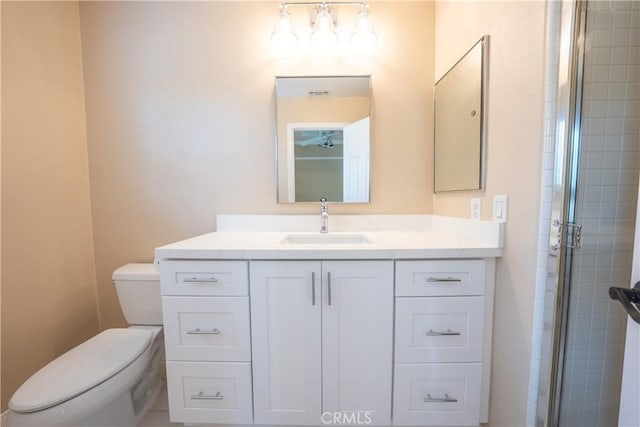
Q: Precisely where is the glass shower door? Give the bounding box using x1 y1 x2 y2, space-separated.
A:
555 1 640 426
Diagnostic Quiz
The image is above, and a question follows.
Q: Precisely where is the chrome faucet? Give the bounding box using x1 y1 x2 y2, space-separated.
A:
320 197 329 234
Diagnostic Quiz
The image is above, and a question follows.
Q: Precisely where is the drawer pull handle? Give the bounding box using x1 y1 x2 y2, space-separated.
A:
183 277 219 283
426 277 462 283
426 328 461 336
191 391 224 400
424 393 458 403
187 328 222 335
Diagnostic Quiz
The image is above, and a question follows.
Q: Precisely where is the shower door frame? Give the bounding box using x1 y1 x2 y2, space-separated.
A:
546 0 588 425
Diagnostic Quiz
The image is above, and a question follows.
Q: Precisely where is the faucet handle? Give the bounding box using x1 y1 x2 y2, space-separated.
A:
319 197 329 233
320 197 328 212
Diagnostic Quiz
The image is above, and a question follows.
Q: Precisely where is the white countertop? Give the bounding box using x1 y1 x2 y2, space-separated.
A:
155 215 504 260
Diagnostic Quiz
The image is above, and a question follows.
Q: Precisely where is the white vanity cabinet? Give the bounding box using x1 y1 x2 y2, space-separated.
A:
250 260 394 426
156 216 502 427
392 259 495 426
158 257 495 427
159 260 254 425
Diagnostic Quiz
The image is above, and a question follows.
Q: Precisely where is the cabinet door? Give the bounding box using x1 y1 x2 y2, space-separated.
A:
322 261 394 426
250 261 322 425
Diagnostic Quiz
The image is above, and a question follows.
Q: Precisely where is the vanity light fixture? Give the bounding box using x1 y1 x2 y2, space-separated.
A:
310 4 338 51
270 2 377 53
349 4 377 51
270 5 299 52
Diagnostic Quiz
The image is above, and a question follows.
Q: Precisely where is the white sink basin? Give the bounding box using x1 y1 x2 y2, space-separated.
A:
281 233 372 245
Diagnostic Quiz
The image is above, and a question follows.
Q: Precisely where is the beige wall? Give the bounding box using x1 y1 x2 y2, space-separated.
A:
434 1 546 426
78 1 435 329
1 1 99 411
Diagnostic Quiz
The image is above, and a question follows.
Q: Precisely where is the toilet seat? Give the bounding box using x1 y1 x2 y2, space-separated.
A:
9 328 152 413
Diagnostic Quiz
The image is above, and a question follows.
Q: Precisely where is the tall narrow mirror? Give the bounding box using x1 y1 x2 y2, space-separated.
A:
276 76 371 203
434 36 488 192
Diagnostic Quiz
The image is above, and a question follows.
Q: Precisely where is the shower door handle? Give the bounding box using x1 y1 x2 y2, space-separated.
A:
609 282 640 325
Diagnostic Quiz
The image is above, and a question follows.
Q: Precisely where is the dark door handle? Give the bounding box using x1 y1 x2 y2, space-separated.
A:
609 282 640 325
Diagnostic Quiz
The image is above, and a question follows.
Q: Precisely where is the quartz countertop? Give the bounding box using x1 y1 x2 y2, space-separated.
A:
155 215 503 260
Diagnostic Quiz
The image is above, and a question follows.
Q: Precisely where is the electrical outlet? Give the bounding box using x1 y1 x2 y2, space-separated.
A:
470 198 481 220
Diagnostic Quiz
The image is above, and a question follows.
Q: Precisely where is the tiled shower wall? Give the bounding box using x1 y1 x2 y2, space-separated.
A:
560 1 640 426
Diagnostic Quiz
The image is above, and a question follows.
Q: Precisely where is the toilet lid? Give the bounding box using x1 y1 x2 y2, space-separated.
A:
112 263 159 281
9 328 153 413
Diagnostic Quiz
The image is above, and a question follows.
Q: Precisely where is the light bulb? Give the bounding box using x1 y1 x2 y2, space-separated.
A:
271 6 298 53
350 5 377 51
310 5 338 52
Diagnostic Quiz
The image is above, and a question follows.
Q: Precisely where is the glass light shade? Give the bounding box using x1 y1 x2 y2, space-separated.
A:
350 7 377 51
271 7 298 52
310 6 338 51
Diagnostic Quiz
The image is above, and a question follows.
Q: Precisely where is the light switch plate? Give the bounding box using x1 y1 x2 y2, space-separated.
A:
471 198 481 220
493 195 508 223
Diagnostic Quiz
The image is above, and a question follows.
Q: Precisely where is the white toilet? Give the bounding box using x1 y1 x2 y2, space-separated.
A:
8 263 164 427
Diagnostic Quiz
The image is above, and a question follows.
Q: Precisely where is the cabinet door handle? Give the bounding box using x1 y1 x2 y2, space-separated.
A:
424 393 458 403
426 276 462 283
312 272 316 306
187 328 221 335
183 277 219 283
426 328 461 336
191 391 224 400
327 272 332 306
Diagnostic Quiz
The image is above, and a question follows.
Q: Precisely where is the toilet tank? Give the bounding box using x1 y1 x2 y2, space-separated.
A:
112 263 162 325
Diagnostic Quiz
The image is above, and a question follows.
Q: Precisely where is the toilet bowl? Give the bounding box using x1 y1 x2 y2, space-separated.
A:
7 263 164 427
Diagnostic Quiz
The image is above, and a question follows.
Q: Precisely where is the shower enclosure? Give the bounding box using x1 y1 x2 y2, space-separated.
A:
542 1 640 426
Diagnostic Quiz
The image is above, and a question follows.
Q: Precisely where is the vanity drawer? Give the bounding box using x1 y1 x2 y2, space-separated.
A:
396 260 485 296
166 361 253 425
395 297 484 363
162 296 251 361
160 260 248 296
393 363 482 426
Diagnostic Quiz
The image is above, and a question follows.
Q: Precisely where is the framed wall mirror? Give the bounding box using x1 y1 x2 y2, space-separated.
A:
276 76 371 203
434 36 488 193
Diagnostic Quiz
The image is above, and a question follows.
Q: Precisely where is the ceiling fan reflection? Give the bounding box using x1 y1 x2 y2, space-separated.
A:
295 130 342 149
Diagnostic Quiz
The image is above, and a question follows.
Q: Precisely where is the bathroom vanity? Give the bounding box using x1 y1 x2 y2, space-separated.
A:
155 215 502 427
